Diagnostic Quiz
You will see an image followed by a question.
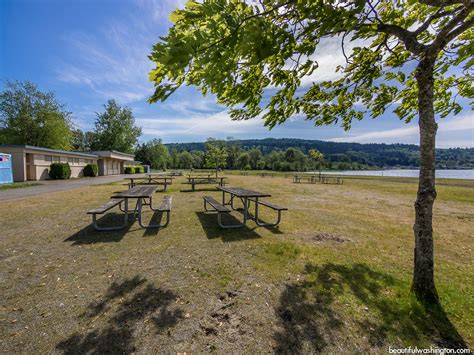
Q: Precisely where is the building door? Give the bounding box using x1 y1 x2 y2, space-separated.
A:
25 153 33 181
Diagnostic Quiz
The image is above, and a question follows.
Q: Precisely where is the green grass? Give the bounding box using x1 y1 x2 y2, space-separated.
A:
0 174 472 352
0 181 43 190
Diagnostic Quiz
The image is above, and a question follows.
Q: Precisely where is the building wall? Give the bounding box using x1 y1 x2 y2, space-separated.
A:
31 153 97 180
10 152 26 182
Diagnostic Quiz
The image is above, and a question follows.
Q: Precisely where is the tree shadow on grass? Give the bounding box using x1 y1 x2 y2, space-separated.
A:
274 263 467 353
56 276 183 354
195 211 262 242
64 213 133 245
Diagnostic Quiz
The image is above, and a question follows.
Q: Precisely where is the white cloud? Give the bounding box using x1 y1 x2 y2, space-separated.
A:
137 110 265 137
299 36 370 87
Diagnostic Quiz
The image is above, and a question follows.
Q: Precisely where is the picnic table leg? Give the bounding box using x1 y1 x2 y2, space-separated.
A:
137 197 170 228
217 197 247 229
253 197 284 227
92 199 129 231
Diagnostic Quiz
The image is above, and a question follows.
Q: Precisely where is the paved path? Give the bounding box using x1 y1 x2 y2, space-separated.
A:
0 174 145 201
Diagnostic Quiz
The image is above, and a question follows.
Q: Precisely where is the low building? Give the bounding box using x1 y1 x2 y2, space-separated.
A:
91 151 139 176
0 145 141 182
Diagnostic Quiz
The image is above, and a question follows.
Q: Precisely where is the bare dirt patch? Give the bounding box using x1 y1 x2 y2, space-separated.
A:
311 233 352 243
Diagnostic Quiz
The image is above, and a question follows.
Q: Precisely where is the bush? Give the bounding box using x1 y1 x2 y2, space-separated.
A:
83 164 98 177
134 166 144 173
124 167 134 174
49 163 71 179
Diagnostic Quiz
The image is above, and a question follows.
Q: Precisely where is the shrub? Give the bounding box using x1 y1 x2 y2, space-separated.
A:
124 167 134 174
83 164 98 177
134 166 144 173
49 163 71 179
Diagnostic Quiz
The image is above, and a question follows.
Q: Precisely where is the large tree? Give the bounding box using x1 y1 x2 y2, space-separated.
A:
148 1 473 303
204 139 229 174
0 80 73 150
135 138 170 170
90 99 142 154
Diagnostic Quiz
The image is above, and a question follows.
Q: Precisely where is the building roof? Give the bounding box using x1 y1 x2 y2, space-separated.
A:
91 150 135 158
0 145 98 158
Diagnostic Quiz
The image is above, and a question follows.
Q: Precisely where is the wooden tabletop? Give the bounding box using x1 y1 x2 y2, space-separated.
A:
112 186 157 198
126 177 172 181
217 186 271 198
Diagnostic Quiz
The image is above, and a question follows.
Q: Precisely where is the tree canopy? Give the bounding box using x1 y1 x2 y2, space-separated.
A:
149 0 473 304
90 99 142 154
149 0 472 128
0 80 73 150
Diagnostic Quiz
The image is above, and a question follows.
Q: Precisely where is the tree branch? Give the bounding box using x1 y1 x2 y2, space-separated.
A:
376 24 427 54
430 3 474 51
417 0 466 7
413 7 460 35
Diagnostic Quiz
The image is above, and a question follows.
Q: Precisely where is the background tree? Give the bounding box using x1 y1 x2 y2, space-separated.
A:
178 150 194 169
90 99 141 154
0 80 73 149
135 138 170 170
309 148 325 180
237 152 251 170
149 0 473 304
248 148 263 169
71 129 96 151
205 139 228 175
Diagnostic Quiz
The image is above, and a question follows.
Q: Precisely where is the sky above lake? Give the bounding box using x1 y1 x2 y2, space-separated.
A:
1 0 473 148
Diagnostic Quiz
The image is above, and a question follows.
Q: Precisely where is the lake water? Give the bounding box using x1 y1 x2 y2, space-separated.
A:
310 169 474 180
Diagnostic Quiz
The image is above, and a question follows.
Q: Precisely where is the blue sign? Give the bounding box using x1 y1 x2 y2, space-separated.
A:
0 153 13 184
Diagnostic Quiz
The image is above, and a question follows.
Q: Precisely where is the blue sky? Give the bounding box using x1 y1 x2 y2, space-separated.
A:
1 0 472 148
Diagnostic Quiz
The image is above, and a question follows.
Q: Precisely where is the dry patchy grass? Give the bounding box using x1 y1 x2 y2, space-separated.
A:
0 175 472 352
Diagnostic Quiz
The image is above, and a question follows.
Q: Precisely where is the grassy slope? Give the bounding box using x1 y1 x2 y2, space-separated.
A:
0 175 472 352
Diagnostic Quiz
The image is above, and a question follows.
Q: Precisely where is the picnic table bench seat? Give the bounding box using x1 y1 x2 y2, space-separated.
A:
203 196 230 213
87 199 124 215
248 198 288 211
204 195 244 229
87 198 127 231
157 196 172 212
247 198 287 227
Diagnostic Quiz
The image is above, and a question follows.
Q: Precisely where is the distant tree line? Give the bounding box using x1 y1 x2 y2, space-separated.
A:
166 138 474 170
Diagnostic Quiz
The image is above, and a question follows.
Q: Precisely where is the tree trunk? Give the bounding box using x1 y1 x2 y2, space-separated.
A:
412 57 439 304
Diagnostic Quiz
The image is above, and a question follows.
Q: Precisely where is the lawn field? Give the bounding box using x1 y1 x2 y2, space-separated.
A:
1 174 473 352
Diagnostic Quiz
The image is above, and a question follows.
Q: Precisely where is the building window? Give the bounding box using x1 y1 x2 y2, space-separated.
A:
68 157 73 163
44 155 52 162
52 156 60 163
74 158 79 164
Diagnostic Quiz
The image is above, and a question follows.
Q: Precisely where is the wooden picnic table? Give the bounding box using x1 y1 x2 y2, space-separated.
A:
293 174 319 183
184 176 227 191
321 176 344 185
126 176 173 190
216 186 272 227
111 186 170 228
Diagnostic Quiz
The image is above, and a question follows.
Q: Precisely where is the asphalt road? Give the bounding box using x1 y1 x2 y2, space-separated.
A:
0 174 143 201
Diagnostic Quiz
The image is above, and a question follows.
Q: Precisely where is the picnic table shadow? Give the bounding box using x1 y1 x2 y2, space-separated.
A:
274 262 467 353
56 275 183 354
195 211 263 241
64 213 134 245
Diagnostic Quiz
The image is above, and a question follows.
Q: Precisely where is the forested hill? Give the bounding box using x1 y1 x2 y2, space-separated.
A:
166 138 474 169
